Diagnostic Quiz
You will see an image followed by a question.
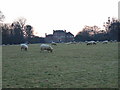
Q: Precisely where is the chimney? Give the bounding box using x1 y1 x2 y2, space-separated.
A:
64 30 66 32
45 33 47 37
108 17 110 23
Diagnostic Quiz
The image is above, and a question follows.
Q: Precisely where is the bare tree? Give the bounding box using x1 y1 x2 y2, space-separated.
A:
0 11 5 44
24 25 34 43
13 17 26 28
0 11 5 22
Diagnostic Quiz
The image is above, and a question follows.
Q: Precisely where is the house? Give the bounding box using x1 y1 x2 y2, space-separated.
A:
66 32 74 42
45 30 74 43
45 34 53 43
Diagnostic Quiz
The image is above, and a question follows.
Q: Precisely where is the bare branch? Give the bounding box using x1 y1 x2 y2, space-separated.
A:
0 11 5 22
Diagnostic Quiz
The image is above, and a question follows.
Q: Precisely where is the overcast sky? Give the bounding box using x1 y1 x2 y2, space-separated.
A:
1 0 119 37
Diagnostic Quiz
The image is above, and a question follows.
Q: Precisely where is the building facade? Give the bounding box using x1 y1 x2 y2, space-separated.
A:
45 30 74 43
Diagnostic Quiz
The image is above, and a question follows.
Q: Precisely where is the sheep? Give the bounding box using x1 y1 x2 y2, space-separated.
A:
110 40 113 43
71 42 77 44
51 43 57 46
110 40 117 43
65 42 76 45
96 41 99 43
102 40 108 44
86 41 96 45
40 44 53 52
87 42 92 45
114 40 117 43
85 41 88 43
51 42 57 46
93 42 97 45
65 42 71 45
78 42 82 44
20 44 28 51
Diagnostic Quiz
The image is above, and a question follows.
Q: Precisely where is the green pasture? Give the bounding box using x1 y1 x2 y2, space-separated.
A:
2 42 118 88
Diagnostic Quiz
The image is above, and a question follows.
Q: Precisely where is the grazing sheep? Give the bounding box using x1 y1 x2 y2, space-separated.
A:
87 42 92 45
40 44 53 52
93 42 97 45
110 40 117 43
20 44 28 51
65 42 76 45
78 42 82 44
96 41 99 43
51 43 57 46
65 42 71 45
2 44 6 46
85 41 88 43
110 40 113 43
102 40 108 44
114 40 117 43
87 41 96 45
71 42 77 44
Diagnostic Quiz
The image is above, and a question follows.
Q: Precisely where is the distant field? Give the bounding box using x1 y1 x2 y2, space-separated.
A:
2 42 118 88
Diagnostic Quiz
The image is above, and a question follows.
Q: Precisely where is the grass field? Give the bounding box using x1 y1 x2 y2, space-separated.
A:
2 42 118 88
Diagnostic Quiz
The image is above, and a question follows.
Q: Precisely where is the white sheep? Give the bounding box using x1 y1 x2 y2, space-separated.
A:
71 41 77 44
65 42 71 45
102 40 108 44
87 41 96 45
86 41 92 45
51 42 57 46
114 40 117 43
40 44 53 52
96 41 99 43
20 44 28 51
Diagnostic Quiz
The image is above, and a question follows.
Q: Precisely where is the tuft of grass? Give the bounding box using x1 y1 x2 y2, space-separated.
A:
2 42 118 88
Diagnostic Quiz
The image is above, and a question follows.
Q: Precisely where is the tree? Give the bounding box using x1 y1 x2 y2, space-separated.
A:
104 17 120 41
75 17 120 42
9 17 26 44
109 21 120 41
2 24 11 44
0 11 5 22
30 36 45 43
75 25 101 41
0 11 5 44
24 25 33 43
1 16 43 44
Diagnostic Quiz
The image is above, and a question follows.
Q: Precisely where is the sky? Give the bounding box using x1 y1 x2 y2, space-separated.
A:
1 0 119 37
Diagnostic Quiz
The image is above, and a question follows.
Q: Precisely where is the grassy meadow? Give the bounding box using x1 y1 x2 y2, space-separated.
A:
2 42 118 88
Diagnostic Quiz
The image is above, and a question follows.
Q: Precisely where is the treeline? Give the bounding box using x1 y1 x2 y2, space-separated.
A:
0 10 120 45
75 17 120 42
1 18 45 45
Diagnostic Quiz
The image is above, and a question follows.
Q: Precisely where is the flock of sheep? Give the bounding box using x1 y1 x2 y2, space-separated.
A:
86 40 109 45
20 43 53 52
85 40 117 45
20 40 117 52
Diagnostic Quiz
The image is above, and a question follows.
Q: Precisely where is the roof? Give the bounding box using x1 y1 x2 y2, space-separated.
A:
46 34 53 37
66 32 74 36
53 30 65 33
45 30 74 37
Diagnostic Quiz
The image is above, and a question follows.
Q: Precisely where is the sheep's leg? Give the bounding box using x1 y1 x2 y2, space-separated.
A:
25 48 27 51
40 48 43 53
21 47 23 51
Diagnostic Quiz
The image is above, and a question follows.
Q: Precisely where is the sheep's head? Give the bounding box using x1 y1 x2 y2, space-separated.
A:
25 47 28 51
50 49 53 52
50 47 53 52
